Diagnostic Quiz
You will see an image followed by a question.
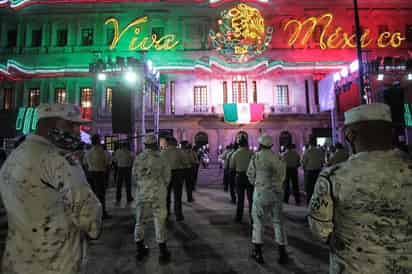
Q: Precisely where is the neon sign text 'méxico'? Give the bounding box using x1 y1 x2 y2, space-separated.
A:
105 16 179 51
284 13 406 49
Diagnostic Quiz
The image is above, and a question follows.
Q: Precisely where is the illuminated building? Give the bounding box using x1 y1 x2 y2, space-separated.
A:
0 0 411 157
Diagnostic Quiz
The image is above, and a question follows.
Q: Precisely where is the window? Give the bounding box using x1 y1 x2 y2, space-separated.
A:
252 81 257 103
81 28 93 46
28 88 40 107
106 28 114 46
223 81 228 104
80 88 93 108
170 81 175 114
104 136 118 152
150 84 157 111
31 29 42 47
406 24 412 43
3 88 13 110
57 29 68 47
232 81 248 103
193 86 208 112
151 27 164 39
105 87 112 112
276 85 289 106
7 30 17 48
160 84 166 113
55 88 66 104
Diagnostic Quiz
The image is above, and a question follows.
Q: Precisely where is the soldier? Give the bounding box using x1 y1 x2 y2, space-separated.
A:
0 103 102 274
221 144 233 192
247 134 288 265
187 143 200 191
308 103 412 274
326 142 349 166
113 142 134 204
226 143 238 204
84 134 111 219
282 143 301 205
161 136 186 221
133 134 171 263
301 137 324 204
180 140 194 202
230 136 254 223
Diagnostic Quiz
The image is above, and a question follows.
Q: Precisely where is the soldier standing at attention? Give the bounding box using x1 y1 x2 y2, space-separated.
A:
226 143 238 204
0 103 102 274
326 142 349 167
309 103 412 274
230 136 254 223
187 143 200 191
113 142 134 204
282 143 301 205
161 136 186 221
85 134 111 219
133 134 171 263
301 137 324 204
247 135 288 265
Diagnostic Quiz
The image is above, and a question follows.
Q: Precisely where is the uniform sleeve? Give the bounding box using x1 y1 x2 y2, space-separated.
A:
163 159 171 187
308 174 334 243
132 156 141 190
229 151 237 170
247 155 256 185
46 155 102 239
301 152 307 170
273 156 286 184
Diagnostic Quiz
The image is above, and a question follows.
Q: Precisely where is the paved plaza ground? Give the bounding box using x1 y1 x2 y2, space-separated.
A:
0 164 329 274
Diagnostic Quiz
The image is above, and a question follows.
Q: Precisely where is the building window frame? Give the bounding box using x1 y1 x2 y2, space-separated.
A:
232 80 248 103
57 29 68 47
160 84 166 114
28 88 40 107
7 29 17 48
193 86 208 112
81 28 94 46
105 87 113 112
170 81 175 114
31 28 42 47
276 85 290 106
80 87 93 108
223 81 228 104
55 88 66 104
252 81 257 103
3 88 13 110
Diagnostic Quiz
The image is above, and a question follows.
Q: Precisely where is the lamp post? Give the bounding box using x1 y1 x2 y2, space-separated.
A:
353 0 367 104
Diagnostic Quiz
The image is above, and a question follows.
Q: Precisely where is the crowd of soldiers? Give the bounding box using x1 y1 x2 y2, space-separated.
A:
0 102 411 274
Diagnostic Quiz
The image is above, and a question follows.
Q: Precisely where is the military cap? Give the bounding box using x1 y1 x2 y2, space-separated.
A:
36 103 90 124
344 103 392 125
258 134 273 147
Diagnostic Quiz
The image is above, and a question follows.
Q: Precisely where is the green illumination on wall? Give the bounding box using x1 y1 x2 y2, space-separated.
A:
405 104 412 127
16 107 38 135
16 107 26 130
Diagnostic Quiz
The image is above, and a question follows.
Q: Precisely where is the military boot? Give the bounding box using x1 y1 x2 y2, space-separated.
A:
250 243 264 264
136 240 149 261
278 245 289 265
159 242 171 264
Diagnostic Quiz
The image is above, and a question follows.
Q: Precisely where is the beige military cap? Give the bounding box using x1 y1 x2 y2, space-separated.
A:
36 103 90 124
258 134 273 147
144 134 157 145
344 103 392 126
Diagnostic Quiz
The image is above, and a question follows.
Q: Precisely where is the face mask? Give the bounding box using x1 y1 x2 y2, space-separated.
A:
48 128 84 151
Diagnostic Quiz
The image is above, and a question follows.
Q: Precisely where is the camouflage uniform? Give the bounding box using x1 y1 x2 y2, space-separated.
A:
301 146 324 204
308 149 412 274
133 148 171 243
247 148 287 245
0 134 102 274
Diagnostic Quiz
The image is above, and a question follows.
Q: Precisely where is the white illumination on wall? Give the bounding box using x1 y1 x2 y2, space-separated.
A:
340 68 348 78
97 73 106 81
408 73 412 80
349 60 359 73
125 71 137 83
377 74 384 81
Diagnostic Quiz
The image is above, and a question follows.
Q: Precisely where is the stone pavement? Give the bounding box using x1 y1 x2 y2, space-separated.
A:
0 164 329 274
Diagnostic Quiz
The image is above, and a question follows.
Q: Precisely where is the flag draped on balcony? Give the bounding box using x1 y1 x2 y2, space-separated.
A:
223 103 264 124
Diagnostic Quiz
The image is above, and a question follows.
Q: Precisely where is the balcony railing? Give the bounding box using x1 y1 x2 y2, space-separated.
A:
193 105 209 113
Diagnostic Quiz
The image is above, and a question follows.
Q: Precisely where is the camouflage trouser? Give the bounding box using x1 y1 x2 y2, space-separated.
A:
251 192 287 245
134 199 167 243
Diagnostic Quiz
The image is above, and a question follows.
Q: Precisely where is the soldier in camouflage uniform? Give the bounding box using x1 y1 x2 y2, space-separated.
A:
247 134 288 265
326 142 349 166
0 103 102 274
308 103 412 274
133 134 172 263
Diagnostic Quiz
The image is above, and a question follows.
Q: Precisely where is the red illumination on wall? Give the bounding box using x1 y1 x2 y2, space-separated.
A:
337 84 360 114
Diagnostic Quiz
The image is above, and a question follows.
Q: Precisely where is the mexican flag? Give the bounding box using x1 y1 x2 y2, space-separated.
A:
223 103 264 124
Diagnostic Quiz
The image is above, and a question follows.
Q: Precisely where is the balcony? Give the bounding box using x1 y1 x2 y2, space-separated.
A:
193 105 210 113
268 105 306 114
